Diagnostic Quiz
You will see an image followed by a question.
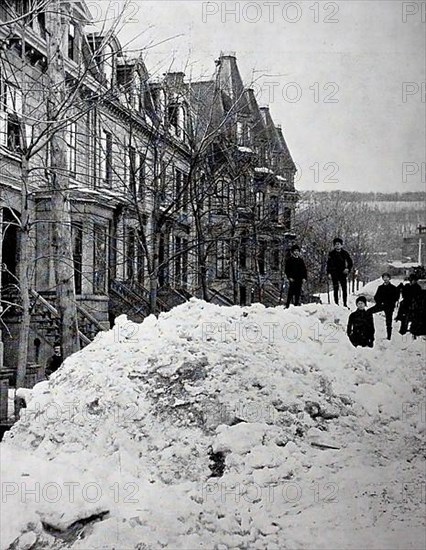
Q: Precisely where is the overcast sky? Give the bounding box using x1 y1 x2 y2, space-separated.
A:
93 0 425 193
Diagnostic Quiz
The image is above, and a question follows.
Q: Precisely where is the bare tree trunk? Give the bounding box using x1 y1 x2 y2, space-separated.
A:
16 158 31 388
47 0 79 357
149 220 159 313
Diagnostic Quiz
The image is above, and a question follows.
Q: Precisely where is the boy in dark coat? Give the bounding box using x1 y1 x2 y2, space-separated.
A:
45 344 63 378
327 238 353 307
285 245 307 308
368 273 400 340
347 296 375 348
396 274 423 335
409 287 426 337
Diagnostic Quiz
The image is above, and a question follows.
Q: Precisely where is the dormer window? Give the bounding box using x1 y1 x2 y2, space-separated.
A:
236 121 243 144
89 36 115 86
151 88 165 114
17 0 32 26
134 72 144 112
167 103 179 135
236 121 249 146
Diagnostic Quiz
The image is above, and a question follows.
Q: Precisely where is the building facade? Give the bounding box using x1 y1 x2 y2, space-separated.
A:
0 1 298 373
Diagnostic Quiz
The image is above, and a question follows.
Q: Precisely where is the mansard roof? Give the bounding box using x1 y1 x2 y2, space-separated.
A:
215 53 251 117
245 88 266 140
188 80 225 139
275 126 296 170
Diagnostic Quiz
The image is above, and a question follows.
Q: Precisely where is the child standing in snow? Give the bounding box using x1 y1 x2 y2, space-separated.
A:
285 244 307 308
396 274 422 335
368 273 400 340
327 238 353 308
347 296 375 348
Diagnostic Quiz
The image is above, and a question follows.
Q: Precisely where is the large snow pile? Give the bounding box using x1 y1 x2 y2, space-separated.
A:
1 300 425 549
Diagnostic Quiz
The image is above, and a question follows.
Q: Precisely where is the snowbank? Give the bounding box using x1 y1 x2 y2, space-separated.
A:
1 299 425 549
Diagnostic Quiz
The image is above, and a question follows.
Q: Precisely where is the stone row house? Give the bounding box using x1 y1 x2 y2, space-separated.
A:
0 0 298 373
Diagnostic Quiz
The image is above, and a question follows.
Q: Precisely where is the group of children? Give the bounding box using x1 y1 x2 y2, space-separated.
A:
347 272 425 348
285 237 353 309
284 237 425 347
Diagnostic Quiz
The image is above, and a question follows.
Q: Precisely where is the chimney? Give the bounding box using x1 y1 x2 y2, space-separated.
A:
164 72 185 88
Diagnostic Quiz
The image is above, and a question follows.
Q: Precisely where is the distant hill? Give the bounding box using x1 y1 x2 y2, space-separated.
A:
303 191 425 202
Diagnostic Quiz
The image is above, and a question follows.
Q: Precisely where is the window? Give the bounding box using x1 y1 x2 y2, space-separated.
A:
239 237 248 269
215 179 229 215
175 168 182 209
158 160 167 203
283 207 292 231
99 129 112 184
93 224 107 294
271 240 280 271
237 176 249 206
236 121 250 146
151 88 165 114
182 238 188 286
0 84 23 151
270 195 279 223
132 73 145 112
68 22 75 60
72 222 83 294
216 240 230 279
17 0 32 26
181 106 187 142
126 227 135 280
167 103 179 135
37 10 46 38
258 241 266 276
174 236 188 286
255 191 265 221
236 121 243 145
67 122 77 177
104 45 113 85
136 229 144 284
175 236 182 282
182 173 188 213
138 153 145 199
128 145 136 195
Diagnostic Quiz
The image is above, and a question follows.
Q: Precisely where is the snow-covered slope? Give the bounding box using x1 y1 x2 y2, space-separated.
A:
1 300 425 549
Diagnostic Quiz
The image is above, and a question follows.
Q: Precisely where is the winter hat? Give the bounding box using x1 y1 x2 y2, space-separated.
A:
291 245 300 252
333 237 343 245
355 296 367 305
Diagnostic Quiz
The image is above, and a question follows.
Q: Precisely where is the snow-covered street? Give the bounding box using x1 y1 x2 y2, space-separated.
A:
1 297 425 549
